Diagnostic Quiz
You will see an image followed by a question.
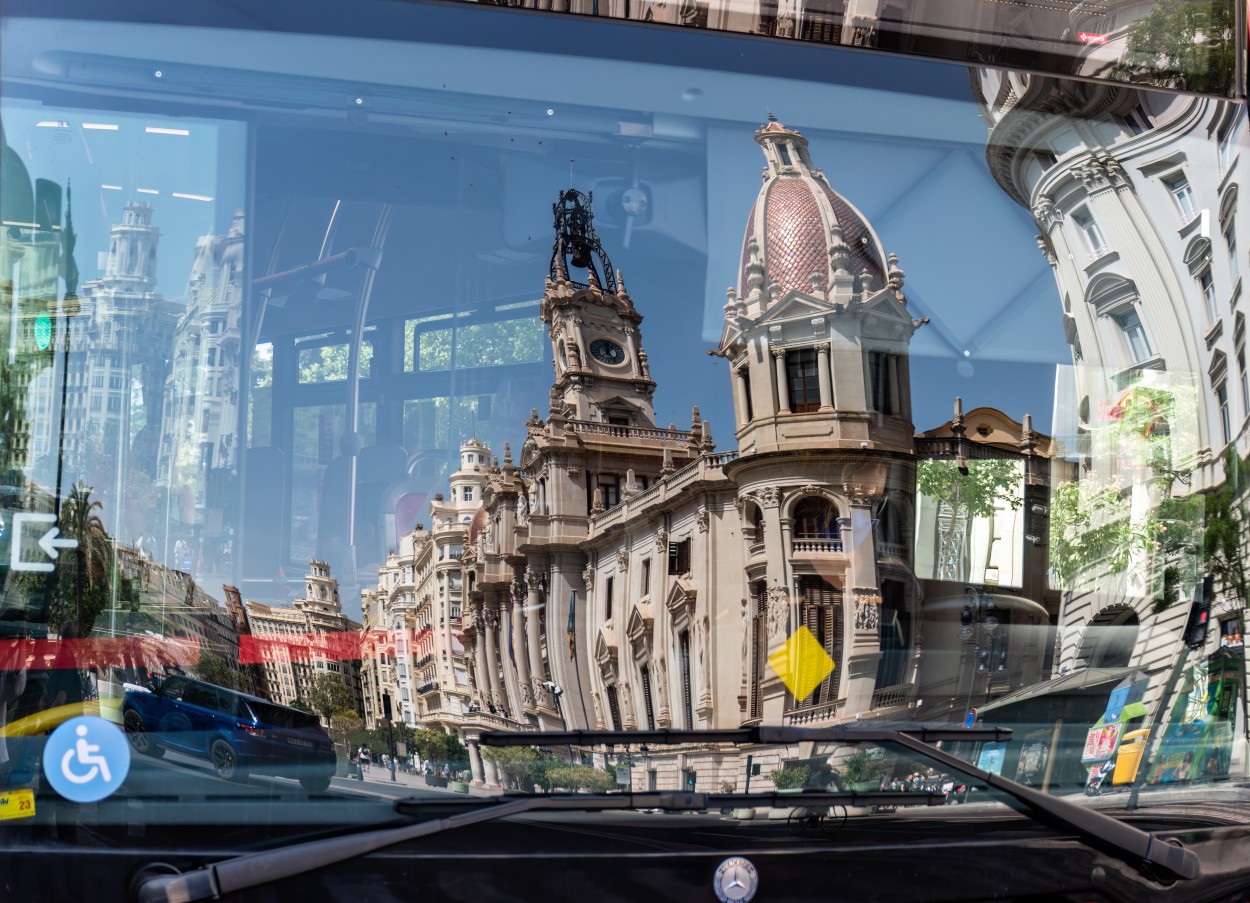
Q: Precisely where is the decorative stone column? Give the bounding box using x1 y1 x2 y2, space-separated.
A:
471 606 489 707
481 755 500 789
511 579 533 711
483 602 504 709
734 364 751 426
772 348 791 414
525 568 549 708
467 737 486 787
815 342 833 411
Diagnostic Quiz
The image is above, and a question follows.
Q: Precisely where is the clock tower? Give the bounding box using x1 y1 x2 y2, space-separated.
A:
541 189 657 427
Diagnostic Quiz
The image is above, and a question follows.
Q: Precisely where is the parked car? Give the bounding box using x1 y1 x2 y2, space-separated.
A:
122 676 336 791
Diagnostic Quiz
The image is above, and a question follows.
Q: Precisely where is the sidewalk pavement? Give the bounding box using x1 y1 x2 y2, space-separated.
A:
355 766 498 797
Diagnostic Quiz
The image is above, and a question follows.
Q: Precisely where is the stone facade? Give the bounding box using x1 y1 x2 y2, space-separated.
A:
442 120 934 789
244 560 362 712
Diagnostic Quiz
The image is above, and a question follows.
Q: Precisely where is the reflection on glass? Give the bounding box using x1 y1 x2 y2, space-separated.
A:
0 4 1244 851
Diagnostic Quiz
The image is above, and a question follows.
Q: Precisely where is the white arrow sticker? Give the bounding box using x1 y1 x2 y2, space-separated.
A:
12 512 78 572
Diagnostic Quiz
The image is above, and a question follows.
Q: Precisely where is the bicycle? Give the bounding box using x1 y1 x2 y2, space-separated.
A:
786 804 848 836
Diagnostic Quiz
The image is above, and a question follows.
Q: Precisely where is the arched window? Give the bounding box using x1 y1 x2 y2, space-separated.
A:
795 576 841 707
794 497 839 539
1078 608 1139 669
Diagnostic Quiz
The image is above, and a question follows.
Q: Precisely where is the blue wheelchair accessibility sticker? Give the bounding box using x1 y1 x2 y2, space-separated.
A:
42 716 131 803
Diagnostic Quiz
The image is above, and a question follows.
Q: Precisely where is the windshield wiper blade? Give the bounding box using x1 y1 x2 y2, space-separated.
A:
483 725 1197 883
133 787 943 902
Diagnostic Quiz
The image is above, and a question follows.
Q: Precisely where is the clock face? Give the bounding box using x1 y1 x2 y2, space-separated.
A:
589 338 626 365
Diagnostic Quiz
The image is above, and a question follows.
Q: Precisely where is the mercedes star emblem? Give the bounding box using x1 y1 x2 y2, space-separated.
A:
713 856 759 902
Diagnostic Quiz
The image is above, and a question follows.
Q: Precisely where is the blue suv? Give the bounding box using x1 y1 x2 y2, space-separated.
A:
123 676 337 791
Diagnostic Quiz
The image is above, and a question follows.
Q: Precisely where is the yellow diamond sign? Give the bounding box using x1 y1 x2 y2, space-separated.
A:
768 625 835 701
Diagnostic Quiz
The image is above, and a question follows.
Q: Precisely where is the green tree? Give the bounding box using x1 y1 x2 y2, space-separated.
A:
306 673 357 722
297 340 373 384
482 745 548 790
194 650 240 690
918 458 1022 580
1111 0 1236 95
329 707 364 753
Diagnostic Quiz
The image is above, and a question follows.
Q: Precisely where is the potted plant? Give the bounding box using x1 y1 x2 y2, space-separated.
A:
769 765 810 792
839 749 886 791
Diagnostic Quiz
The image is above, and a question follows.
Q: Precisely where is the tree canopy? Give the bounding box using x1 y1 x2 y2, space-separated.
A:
306 673 357 721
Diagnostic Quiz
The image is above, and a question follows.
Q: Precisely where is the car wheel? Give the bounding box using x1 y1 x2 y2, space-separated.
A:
299 774 332 792
210 738 246 782
124 709 164 758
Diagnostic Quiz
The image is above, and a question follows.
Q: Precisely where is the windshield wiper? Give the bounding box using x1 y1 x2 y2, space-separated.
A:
133 787 943 903
481 725 1198 882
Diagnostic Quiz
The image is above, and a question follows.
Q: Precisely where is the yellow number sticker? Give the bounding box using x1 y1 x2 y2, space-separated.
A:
0 788 36 820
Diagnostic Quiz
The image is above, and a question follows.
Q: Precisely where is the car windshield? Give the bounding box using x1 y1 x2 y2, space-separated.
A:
0 0 1247 895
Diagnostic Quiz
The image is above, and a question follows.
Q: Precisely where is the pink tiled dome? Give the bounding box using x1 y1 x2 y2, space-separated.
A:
739 120 886 297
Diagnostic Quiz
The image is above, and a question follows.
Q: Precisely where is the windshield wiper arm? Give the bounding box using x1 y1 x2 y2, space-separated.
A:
481 724 1200 883
872 728 1200 884
133 788 943 902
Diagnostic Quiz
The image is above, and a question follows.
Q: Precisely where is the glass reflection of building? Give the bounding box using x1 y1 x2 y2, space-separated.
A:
380 119 942 788
974 66 1246 764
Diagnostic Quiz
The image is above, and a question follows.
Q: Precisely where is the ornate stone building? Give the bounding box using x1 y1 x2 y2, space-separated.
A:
447 120 931 789
244 560 362 712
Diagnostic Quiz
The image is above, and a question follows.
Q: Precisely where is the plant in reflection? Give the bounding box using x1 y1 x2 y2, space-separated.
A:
836 748 888 789
768 765 810 790
545 764 617 793
1111 0 1236 95
1049 477 1163 592
917 458 1022 581
21 482 119 636
329 707 364 754
194 649 242 690
306 672 357 724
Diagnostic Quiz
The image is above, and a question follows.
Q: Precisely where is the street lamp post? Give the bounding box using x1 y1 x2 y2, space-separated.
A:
542 681 572 761
961 585 1007 713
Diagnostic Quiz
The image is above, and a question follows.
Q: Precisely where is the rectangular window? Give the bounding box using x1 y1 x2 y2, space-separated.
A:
1113 309 1152 362
667 538 691 575
1166 175 1197 220
462 487 473 502
1225 224 1238 282
605 684 623 731
868 351 895 414
679 629 693 729
598 475 620 509
1219 126 1237 173
604 576 614 621
1239 346 1249 416
640 558 651 598
1200 270 1217 322
108 396 122 413
1218 382 1231 444
786 348 820 412
639 664 656 730
1072 208 1106 257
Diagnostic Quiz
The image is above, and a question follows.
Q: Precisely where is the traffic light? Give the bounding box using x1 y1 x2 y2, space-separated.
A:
1183 575 1214 650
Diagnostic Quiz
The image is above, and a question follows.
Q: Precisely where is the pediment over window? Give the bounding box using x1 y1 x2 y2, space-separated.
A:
1085 272 1138 312
1183 235 1213 273
626 601 653 649
753 291 830 326
664 575 697 628
595 626 618 674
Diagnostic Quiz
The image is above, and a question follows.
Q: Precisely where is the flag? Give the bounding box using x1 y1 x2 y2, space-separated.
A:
567 590 576 659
